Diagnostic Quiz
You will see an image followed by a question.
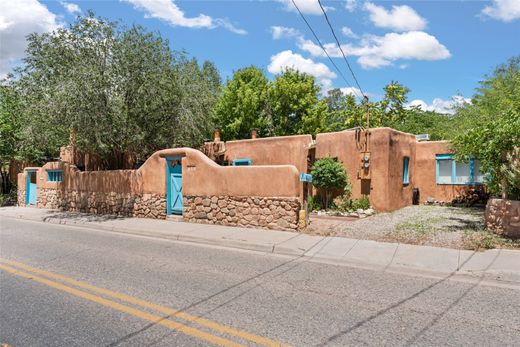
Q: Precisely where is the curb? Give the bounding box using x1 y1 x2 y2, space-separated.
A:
2 213 520 287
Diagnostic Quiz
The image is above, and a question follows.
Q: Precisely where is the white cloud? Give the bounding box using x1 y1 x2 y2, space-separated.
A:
481 0 520 22
341 26 358 39
408 96 471 115
344 0 357 12
268 50 336 89
0 0 60 77
364 2 427 31
276 0 332 15
340 87 362 97
298 31 450 69
124 0 246 34
271 26 300 40
60 1 81 15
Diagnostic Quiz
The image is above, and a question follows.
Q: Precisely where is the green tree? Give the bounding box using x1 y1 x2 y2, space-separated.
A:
452 57 520 199
213 66 270 140
270 69 322 136
325 88 362 131
310 157 348 209
0 85 21 166
8 12 220 168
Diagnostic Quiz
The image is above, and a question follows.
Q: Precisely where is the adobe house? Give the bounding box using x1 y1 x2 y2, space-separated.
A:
17 127 485 230
215 127 485 212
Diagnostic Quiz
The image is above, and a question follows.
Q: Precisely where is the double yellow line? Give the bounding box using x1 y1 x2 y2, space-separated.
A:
0 258 289 347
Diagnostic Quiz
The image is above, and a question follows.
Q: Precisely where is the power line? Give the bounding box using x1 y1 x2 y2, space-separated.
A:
317 0 366 98
290 0 360 97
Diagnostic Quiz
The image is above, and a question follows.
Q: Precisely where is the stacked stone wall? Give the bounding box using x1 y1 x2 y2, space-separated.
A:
485 198 520 239
37 188 166 219
183 195 300 231
17 188 25 206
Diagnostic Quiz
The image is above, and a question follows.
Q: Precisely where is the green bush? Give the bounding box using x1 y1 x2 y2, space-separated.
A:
0 188 17 207
311 157 348 209
307 195 322 211
349 196 371 211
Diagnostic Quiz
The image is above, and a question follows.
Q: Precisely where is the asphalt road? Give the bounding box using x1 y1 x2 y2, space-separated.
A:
1 217 519 347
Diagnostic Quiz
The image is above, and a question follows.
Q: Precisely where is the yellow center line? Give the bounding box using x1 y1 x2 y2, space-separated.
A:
0 263 243 347
0 258 290 347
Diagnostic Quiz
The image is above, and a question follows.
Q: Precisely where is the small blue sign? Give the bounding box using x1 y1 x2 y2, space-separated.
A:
299 173 313 182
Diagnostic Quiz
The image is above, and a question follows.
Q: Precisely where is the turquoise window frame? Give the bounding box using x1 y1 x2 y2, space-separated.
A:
402 157 410 185
232 158 252 166
435 154 482 185
47 170 63 182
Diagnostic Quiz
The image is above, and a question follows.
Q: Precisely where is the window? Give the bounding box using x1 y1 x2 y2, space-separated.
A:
232 158 252 166
47 170 63 182
402 157 410 185
435 154 483 185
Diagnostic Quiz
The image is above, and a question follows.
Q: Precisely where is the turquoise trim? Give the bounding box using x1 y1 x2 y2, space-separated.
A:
25 171 37 205
451 160 456 184
166 156 183 215
47 169 63 182
232 158 252 166
435 154 483 185
25 172 30 204
402 157 409 185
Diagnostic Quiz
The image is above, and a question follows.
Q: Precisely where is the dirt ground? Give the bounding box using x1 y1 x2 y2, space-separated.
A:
305 205 520 250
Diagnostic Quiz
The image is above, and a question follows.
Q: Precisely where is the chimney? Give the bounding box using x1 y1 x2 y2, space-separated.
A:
251 129 258 139
213 128 221 142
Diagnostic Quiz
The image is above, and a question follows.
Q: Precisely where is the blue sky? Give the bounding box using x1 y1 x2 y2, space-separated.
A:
1 0 519 113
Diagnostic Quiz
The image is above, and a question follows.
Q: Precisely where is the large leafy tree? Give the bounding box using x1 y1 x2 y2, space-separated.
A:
452 57 520 199
213 66 270 140
7 12 220 169
269 69 322 136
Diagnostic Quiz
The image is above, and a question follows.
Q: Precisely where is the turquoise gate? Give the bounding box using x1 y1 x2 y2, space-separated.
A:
25 170 37 205
166 157 183 215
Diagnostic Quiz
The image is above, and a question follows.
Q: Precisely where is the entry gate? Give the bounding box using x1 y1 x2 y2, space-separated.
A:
167 158 183 215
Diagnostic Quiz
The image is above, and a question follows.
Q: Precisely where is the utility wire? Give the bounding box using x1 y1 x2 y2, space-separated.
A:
290 0 359 96
317 0 366 98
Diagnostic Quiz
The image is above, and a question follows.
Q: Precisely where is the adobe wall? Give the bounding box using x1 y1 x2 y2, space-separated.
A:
414 141 477 203
224 135 313 173
316 128 397 211
18 148 301 230
386 130 417 211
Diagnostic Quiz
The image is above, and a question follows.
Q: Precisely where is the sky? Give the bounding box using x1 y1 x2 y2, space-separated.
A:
1 0 519 114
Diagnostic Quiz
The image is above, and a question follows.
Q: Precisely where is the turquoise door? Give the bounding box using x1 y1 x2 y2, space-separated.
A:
26 171 37 205
167 159 183 215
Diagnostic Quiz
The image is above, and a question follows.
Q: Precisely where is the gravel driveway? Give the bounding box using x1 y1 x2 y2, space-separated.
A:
306 205 518 250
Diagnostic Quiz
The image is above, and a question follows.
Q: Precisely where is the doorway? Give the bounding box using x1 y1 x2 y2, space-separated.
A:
166 157 183 215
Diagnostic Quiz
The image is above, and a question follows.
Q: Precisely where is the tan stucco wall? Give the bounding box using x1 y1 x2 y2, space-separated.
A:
143 148 301 198
19 147 301 207
224 135 313 173
387 130 417 211
316 128 405 211
413 141 478 203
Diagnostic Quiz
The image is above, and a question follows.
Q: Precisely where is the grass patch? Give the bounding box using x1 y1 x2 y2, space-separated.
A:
395 217 445 235
389 217 448 244
462 230 520 250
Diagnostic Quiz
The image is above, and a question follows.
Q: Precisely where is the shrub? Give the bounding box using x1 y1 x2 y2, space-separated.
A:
340 195 370 212
307 195 322 211
311 157 348 209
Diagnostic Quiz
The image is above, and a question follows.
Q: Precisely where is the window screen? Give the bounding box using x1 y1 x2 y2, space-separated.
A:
437 159 452 184
455 162 471 184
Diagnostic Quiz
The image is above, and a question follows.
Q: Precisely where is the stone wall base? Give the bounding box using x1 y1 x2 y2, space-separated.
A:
183 195 301 231
17 189 25 206
36 188 166 219
485 198 520 238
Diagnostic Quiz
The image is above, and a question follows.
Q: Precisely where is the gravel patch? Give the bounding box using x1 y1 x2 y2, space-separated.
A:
305 205 519 250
